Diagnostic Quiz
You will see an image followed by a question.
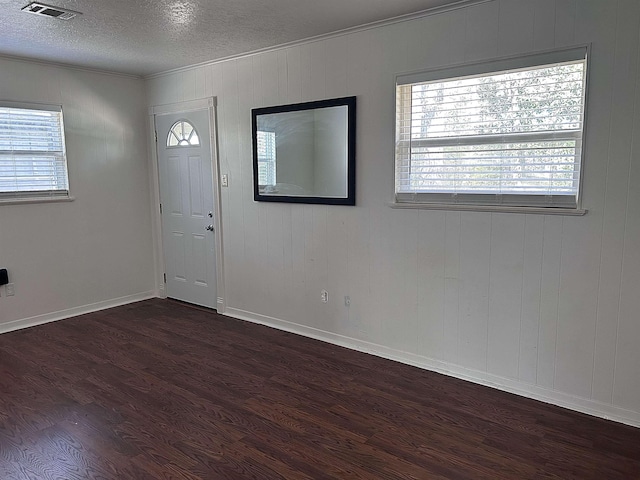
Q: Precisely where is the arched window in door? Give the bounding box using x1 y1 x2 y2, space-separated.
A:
167 120 200 146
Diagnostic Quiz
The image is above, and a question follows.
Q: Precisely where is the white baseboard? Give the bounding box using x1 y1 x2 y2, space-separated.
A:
0 291 157 335
225 307 640 429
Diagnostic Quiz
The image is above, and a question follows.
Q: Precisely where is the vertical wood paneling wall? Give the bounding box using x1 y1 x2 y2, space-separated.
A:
0 58 155 328
146 0 640 425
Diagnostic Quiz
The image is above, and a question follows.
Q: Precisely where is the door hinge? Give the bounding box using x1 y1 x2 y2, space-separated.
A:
163 273 166 283
159 203 162 214
155 130 158 143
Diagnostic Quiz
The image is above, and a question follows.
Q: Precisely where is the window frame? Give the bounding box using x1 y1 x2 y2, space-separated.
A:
0 100 72 204
393 45 590 215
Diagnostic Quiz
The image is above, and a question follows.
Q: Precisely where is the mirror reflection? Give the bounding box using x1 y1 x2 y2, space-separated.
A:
252 96 356 205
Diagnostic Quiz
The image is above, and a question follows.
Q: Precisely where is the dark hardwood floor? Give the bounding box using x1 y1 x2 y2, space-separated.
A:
0 299 639 479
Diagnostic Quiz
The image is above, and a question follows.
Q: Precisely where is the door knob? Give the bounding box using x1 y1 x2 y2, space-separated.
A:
205 225 214 231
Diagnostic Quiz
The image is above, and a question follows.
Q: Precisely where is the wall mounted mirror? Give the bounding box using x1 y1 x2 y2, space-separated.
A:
252 96 356 205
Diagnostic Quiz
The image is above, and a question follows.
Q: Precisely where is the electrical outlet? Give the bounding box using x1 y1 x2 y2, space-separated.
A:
344 296 350 307
221 174 229 187
321 289 328 303
5 283 15 296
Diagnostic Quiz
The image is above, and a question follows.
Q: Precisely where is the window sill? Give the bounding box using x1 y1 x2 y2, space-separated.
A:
388 202 587 216
0 196 75 206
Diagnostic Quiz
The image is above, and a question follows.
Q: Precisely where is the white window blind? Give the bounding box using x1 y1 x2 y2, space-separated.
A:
395 47 588 208
0 103 69 200
256 130 276 187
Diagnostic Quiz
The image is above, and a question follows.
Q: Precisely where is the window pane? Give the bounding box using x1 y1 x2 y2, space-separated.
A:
257 131 276 186
398 141 579 195
395 52 587 207
0 105 69 198
409 64 584 139
167 120 200 147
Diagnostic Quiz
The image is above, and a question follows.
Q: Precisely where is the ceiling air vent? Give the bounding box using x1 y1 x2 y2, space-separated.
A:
21 2 80 20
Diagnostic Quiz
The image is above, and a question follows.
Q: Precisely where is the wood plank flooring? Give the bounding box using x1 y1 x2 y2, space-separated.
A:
0 298 639 479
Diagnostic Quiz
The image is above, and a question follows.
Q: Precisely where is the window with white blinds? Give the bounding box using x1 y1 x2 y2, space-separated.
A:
395 47 588 209
256 130 276 187
0 103 69 200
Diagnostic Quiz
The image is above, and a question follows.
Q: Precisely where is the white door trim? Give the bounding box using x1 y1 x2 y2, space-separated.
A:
147 97 226 313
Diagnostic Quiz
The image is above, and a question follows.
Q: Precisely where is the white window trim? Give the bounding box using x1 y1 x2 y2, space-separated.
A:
0 100 73 205
0 195 75 206
392 45 591 215
388 201 586 216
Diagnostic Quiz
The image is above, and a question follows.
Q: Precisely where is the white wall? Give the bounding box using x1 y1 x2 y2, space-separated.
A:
146 0 640 426
0 57 155 329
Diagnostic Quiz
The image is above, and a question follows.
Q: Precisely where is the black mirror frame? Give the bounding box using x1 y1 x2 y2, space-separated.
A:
251 96 356 206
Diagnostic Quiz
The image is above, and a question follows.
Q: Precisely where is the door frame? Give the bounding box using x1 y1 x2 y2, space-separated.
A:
147 97 226 312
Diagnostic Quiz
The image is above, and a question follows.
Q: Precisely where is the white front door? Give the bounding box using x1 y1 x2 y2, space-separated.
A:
156 109 217 309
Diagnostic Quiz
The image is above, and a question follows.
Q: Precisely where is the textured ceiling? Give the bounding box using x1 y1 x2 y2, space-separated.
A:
0 0 466 76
